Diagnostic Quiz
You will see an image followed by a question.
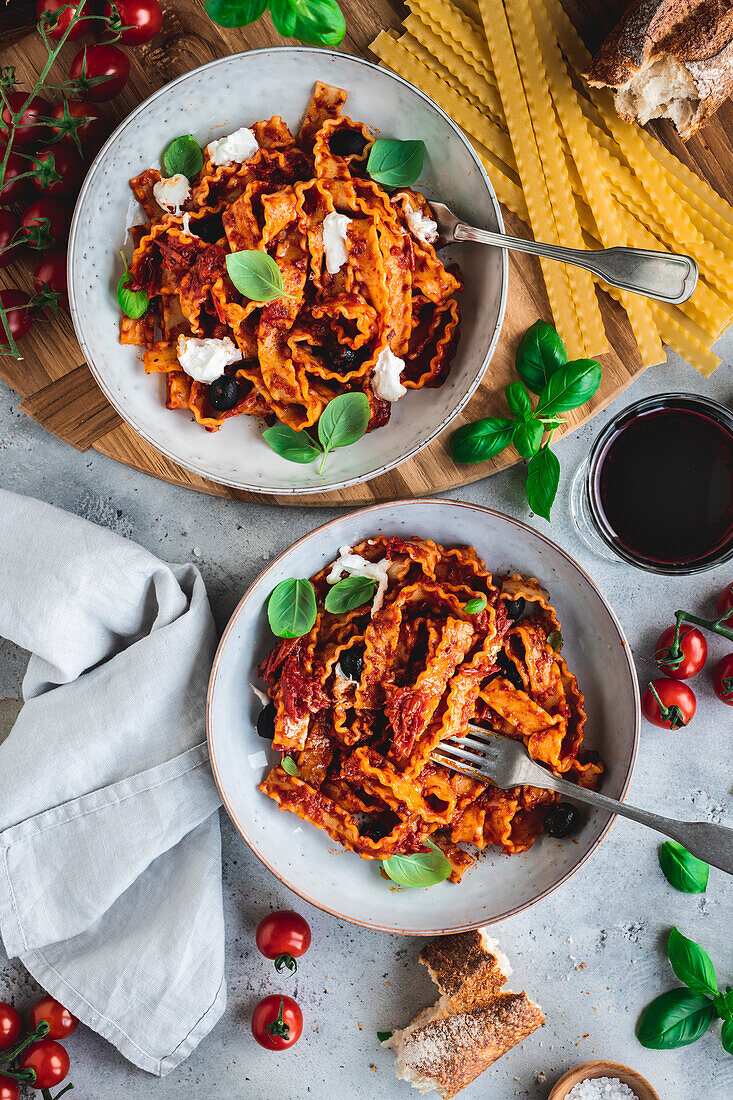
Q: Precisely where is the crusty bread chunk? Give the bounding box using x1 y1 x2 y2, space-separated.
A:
384 928 544 1099
584 0 733 140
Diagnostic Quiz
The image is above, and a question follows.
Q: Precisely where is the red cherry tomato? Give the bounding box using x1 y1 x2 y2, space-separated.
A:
0 1077 20 1100
19 1040 69 1090
29 996 78 1041
712 653 733 706
655 624 708 679
251 995 302 1050
20 198 72 251
32 145 84 198
718 583 733 626
256 910 311 973
642 678 696 730
0 290 34 341
36 0 92 39
0 92 51 145
0 210 21 268
103 0 162 44
0 148 29 205
0 1002 21 1051
33 251 68 306
51 99 107 151
69 44 130 102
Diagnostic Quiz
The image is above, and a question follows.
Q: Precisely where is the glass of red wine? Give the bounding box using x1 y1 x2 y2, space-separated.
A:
571 393 733 574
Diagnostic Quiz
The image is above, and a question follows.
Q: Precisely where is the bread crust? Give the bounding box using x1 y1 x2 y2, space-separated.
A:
584 0 733 139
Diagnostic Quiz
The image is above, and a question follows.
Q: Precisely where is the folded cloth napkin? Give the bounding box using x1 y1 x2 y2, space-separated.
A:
0 489 225 1075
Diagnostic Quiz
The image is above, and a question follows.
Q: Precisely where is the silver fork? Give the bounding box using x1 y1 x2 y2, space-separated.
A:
434 724 733 875
430 200 698 305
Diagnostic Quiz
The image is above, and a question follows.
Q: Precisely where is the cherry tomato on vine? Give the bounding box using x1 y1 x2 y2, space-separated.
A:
29 996 78 1041
0 1002 21 1051
655 624 708 679
712 654 733 706
32 145 84 198
0 290 35 342
0 93 51 145
51 99 107 151
33 251 68 306
718 583 733 625
19 1039 69 1090
103 0 163 45
20 198 72 251
36 0 93 39
0 1076 20 1100
256 911 311 974
0 211 22 269
0 148 29 205
642 678 696 730
251 995 302 1050
69 45 130 102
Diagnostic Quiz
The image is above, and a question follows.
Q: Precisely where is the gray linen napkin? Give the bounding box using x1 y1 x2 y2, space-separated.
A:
0 489 225 1075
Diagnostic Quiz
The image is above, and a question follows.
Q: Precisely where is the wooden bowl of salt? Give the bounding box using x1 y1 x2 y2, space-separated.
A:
548 1060 660 1100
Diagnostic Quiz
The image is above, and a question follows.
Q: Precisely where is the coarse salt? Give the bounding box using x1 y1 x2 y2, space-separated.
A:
566 1077 639 1100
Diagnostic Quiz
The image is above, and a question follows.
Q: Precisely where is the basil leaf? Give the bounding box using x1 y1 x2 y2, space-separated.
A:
204 0 267 27
367 139 425 187
267 578 317 638
263 422 322 464
637 989 716 1049
162 134 203 179
722 1019 733 1055
658 840 709 893
505 380 532 421
281 755 300 777
536 359 602 416
117 251 149 319
226 250 288 302
289 0 345 46
526 445 560 522
668 928 718 998
270 0 297 35
382 839 452 888
325 575 376 614
377 1031 393 1043
464 596 487 614
714 988 733 1021
515 319 566 395
513 418 543 459
450 418 514 464
547 630 563 651
317 391 370 470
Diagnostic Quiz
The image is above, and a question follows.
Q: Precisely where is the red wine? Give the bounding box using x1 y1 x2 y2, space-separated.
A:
592 399 733 569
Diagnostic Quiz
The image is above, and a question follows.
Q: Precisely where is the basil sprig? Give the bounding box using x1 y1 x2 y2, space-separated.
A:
267 577 317 638
638 927 731 1051
226 250 294 303
449 320 602 522
204 0 346 46
117 250 149 320
382 839 452 888
367 139 425 188
263 393 370 474
325 575 376 614
658 840 709 893
162 134 204 179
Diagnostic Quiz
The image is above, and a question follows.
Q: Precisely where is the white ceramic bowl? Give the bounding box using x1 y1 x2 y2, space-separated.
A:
68 48 507 495
207 500 640 934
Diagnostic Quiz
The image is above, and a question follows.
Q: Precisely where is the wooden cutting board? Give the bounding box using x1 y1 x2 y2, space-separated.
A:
2 0 732 507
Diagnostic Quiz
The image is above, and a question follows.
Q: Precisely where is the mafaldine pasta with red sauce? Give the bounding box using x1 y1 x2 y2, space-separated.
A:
256 536 603 883
121 81 461 436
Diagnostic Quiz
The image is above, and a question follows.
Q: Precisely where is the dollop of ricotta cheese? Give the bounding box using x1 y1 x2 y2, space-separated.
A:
327 545 391 615
406 207 438 245
153 173 191 215
322 210 351 275
176 336 242 384
371 345 407 403
206 126 259 167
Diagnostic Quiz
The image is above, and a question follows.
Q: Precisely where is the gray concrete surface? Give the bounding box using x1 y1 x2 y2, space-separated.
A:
1 341 732 1100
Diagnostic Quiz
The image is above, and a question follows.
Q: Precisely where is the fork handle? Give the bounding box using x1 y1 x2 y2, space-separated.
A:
453 223 698 305
550 774 733 875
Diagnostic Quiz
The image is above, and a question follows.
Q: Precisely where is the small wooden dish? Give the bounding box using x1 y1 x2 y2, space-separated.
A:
548 1060 660 1100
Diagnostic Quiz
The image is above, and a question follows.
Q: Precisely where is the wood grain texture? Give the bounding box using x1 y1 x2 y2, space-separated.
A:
1 0 730 505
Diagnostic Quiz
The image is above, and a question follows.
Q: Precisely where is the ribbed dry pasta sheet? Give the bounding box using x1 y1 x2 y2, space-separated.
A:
370 0 733 376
